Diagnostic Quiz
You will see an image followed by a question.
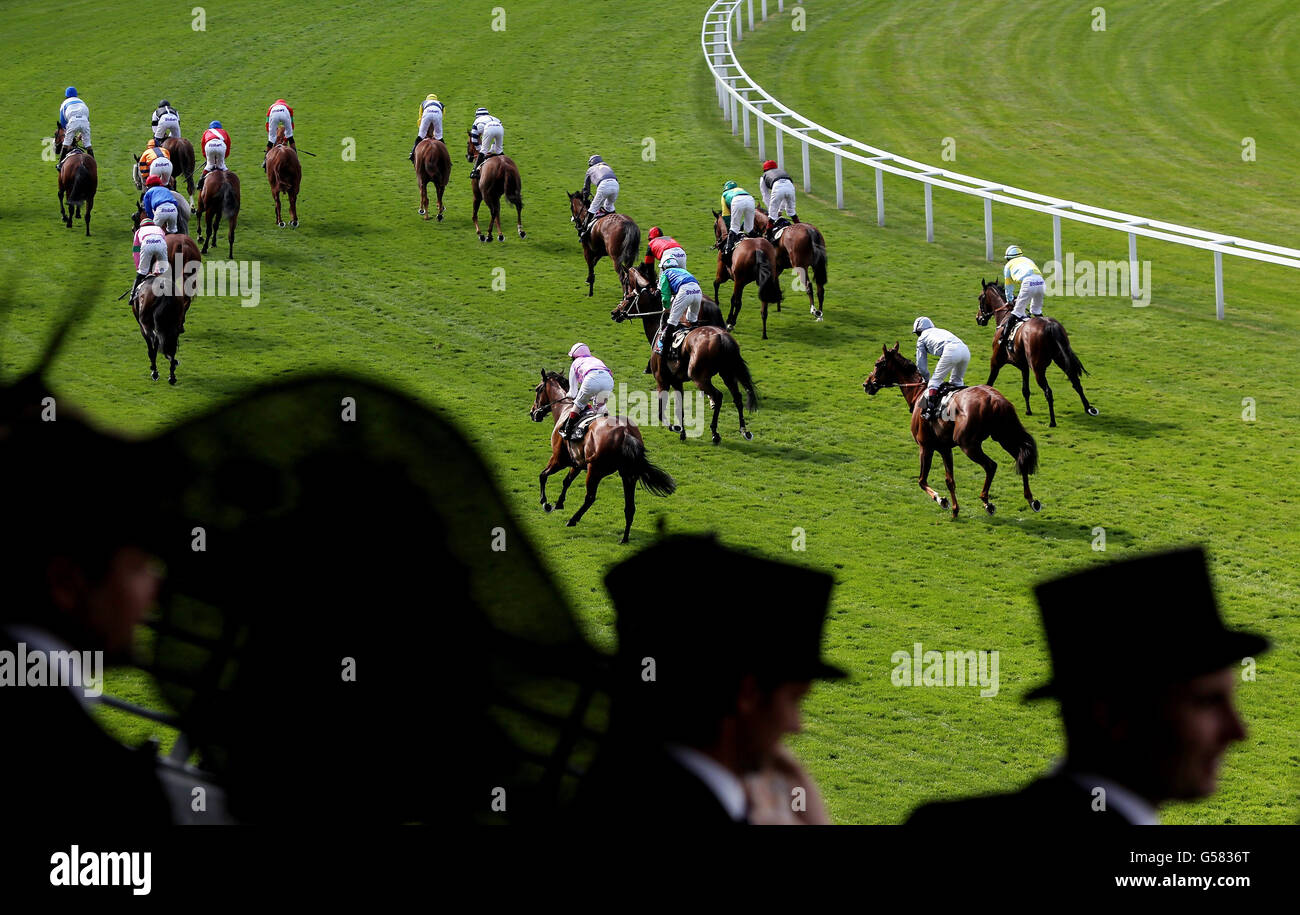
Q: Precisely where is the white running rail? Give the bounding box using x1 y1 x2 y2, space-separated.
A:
703 0 1300 318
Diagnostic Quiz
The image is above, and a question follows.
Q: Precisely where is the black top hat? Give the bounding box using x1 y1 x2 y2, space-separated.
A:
1024 547 1269 701
604 534 847 694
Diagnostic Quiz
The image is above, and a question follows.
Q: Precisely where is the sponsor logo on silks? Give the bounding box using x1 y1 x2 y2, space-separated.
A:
49 846 152 895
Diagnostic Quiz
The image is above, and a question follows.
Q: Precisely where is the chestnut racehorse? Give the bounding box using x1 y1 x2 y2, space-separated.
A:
530 370 675 543
977 279 1097 426
863 343 1042 519
196 168 240 258
711 212 783 339
753 209 828 319
57 146 97 236
162 136 196 197
413 137 451 221
132 232 202 385
266 126 300 228
466 134 525 241
568 191 640 299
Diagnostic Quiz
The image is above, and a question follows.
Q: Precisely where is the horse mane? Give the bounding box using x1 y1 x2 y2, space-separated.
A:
545 370 567 387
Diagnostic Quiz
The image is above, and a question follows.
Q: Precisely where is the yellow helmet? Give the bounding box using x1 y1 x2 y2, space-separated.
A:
427 94 438 101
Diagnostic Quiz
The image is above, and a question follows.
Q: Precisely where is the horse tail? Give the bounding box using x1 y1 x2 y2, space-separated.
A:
754 247 783 305
1048 320 1088 378
990 400 1038 476
618 220 641 272
621 431 676 497
719 333 758 412
809 225 828 287
66 162 87 205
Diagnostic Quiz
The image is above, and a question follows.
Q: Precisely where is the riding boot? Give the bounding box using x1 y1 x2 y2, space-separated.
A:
469 151 486 179
791 214 801 224
84 145 95 159
663 323 680 361
408 135 421 162
263 141 271 170
197 170 207 192
53 145 63 169
288 137 296 149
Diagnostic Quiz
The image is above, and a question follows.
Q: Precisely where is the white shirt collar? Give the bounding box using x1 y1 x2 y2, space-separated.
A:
665 744 747 822
1067 770 1160 825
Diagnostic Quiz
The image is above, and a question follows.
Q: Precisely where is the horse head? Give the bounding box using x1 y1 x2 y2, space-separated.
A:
530 369 566 421
863 342 907 394
976 278 1006 326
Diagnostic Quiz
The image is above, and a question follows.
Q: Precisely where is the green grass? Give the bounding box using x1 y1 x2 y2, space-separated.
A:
1 0 1296 823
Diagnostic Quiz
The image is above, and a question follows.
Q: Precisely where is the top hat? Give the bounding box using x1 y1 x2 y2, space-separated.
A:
1024 547 1269 701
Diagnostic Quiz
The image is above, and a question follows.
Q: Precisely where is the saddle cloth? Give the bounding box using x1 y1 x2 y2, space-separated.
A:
936 382 967 422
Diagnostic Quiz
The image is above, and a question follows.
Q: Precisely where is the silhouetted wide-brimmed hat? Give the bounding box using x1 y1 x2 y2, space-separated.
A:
1024 547 1269 701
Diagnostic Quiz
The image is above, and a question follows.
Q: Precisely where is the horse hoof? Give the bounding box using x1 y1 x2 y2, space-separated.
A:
277 221 285 228
150 371 159 381
497 234 504 242
1086 406 1099 416
711 432 721 445
938 497 950 509
169 377 177 386
543 502 554 513
518 229 526 238
985 503 996 516
290 220 298 228
725 324 735 333
436 213 444 222
478 234 487 242
668 424 682 433
1031 499 1043 512
741 429 753 441
816 313 824 322
565 518 578 528
1049 420 1057 428
619 535 629 545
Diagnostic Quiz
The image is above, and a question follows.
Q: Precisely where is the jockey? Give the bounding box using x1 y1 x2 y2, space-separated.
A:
142 175 179 233
580 155 619 241
561 343 615 441
131 214 169 305
138 139 172 188
644 227 686 271
151 99 181 144
657 254 704 361
719 180 757 275
198 120 231 192
759 159 798 233
409 93 444 162
148 153 174 189
264 98 295 168
913 317 971 420
1002 244 1046 345
468 107 504 179
56 87 94 163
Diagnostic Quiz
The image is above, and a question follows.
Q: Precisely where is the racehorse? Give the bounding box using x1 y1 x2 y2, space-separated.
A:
530 370 676 543
162 136 196 198
863 343 1042 519
711 211 783 339
753 209 828 319
614 262 725 346
196 168 241 258
567 191 640 299
466 133 525 241
977 279 1098 427
266 126 300 228
413 137 451 221
131 231 202 385
57 145 97 236
647 313 757 445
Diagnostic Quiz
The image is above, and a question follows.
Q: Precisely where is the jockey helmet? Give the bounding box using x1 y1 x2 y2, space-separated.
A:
1004 245 1022 260
762 160 777 171
661 255 680 270
210 120 222 129
648 226 662 240
912 316 934 335
568 342 591 359
427 94 438 101
588 154 603 167
275 99 287 106
723 180 737 191
65 87 78 98
145 174 165 187
475 107 489 117
159 99 170 109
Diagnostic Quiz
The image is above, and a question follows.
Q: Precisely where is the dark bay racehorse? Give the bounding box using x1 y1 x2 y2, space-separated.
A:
132 231 202 385
266 126 300 228
614 262 724 346
711 211 783 339
530 370 675 543
57 146 97 236
568 191 640 299
162 136 196 197
414 137 451 221
863 343 1042 519
466 134 525 241
753 209 828 319
196 168 240 258
648 319 757 445
977 279 1097 426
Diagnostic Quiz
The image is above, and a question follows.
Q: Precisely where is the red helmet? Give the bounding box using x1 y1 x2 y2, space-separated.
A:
762 160 778 171
145 174 164 187
648 226 662 240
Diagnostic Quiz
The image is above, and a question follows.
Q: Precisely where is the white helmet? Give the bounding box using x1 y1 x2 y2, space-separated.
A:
588 154 603 167
568 342 591 358
912 316 934 334
661 255 680 270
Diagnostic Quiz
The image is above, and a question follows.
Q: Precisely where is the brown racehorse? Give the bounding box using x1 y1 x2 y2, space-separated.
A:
863 343 1041 518
753 209 828 319
977 279 1098 427
648 315 757 445
162 136 196 197
466 134 525 241
711 211 783 339
413 137 451 221
196 168 241 258
57 147 97 236
266 126 300 228
614 261 725 346
567 191 641 299
132 232 202 385
530 370 676 543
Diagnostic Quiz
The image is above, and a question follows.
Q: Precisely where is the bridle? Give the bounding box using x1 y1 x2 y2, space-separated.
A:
615 285 662 320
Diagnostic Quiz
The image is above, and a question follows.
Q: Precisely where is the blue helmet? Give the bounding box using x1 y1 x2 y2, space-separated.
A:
65 86 78 98
210 120 222 129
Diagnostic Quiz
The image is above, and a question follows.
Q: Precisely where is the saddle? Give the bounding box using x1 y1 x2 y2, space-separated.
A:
656 325 692 363
567 408 605 442
1002 315 1036 354
767 217 792 242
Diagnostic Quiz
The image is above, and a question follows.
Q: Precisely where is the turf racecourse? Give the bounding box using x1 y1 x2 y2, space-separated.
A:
1 0 1296 824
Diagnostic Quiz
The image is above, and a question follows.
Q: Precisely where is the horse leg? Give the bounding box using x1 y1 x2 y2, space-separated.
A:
273 187 284 227
419 175 429 218
619 471 637 544
675 385 687 441
58 187 68 226
514 197 525 238
436 177 446 221
728 286 743 332
228 209 237 259
695 374 725 444
799 265 813 312
962 441 998 515
720 371 752 440
585 250 596 298
538 453 566 511
1054 350 1097 415
566 465 608 528
142 325 159 381
83 198 92 237
554 465 581 511
938 447 959 520
472 192 484 240
1020 364 1033 416
986 355 1004 387
1033 362 1056 427
289 188 298 228
918 445 948 510
491 195 503 242
760 296 769 341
